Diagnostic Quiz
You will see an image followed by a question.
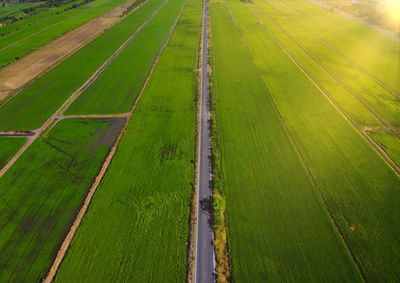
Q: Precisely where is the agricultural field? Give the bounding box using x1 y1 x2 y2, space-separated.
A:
0 137 25 168
0 0 130 68
0 0 399 281
0 118 125 282
54 0 200 280
209 0 400 281
0 0 167 131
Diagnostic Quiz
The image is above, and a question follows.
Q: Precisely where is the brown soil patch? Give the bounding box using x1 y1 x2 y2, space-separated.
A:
0 0 137 102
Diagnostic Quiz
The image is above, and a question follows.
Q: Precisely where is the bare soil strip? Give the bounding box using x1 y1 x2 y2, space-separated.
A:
246 4 400 176
0 130 35 137
252 3 400 141
0 0 144 103
243 4 367 280
0 0 168 179
42 3 186 281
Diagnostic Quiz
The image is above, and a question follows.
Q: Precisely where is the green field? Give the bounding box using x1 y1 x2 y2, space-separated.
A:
0 0 166 131
0 3 40 19
213 0 400 280
66 0 186 114
0 0 129 68
0 118 124 282
369 131 400 168
54 0 200 280
209 0 362 281
248 0 400 166
0 0 89 36
0 137 25 169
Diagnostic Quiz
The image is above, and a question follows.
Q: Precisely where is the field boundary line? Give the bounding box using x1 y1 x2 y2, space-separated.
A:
0 0 169 178
266 0 400 99
252 2 400 139
245 3 400 176
235 2 367 279
0 0 149 106
42 2 187 281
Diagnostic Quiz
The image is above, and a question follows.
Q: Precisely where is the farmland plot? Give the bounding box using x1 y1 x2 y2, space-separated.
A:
209 0 362 281
0 0 166 131
225 0 400 280
66 0 188 114
0 118 125 282
0 0 131 69
54 0 200 280
0 137 25 169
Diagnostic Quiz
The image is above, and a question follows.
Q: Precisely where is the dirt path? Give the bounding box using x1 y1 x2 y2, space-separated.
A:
245 3 400 177
42 2 186 281
0 0 168 179
0 0 144 103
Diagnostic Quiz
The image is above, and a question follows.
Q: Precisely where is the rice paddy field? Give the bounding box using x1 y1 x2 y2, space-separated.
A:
0 118 125 282
0 0 130 68
0 0 399 281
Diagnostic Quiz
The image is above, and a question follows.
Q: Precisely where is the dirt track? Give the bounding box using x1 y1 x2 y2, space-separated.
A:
0 0 140 102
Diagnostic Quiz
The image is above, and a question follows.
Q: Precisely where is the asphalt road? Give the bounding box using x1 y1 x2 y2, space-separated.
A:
195 0 215 282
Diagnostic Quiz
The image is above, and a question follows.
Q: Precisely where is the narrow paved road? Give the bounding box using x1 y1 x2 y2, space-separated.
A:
195 0 215 282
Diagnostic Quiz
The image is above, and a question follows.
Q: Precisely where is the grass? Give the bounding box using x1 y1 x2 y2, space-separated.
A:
257 0 400 131
226 0 400 280
54 0 201 280
0 137 25 169
368 130 400 168
0 0 130 69
0 0 89 36
0 117 125 282
209 0 362 281
0 0 166 131
66 0 187 114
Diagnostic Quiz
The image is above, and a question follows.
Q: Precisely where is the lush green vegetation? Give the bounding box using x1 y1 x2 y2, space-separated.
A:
66 0 186 114
0 137 25 168
54 0 200 281
0 0 165 131
369 131 400 168
224 0 400 280
0 0 130 68
0 0 89 36
0 118 124 282
251 0 400 131
209 0 362 281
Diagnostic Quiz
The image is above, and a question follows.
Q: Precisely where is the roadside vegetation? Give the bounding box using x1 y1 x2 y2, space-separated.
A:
0 0 165 131
0 118 124 282
0 137 25 168
223 0 400 280
54 0 201 280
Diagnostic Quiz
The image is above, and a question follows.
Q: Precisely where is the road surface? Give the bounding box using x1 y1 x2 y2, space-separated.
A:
195 0 215 282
